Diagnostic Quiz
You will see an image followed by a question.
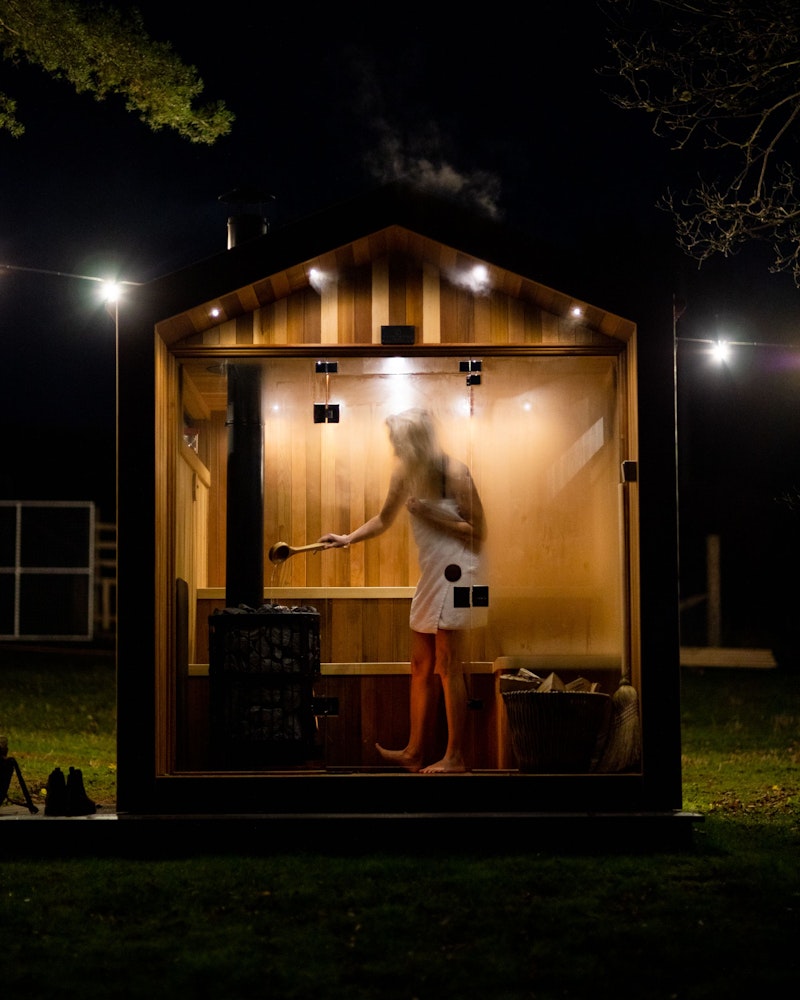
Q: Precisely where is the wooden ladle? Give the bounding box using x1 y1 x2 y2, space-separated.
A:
268 540 329 563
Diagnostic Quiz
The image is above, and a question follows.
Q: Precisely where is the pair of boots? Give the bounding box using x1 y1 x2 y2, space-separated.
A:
44 766 96 816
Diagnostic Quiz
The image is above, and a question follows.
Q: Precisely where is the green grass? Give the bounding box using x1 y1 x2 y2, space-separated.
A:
1 652 799 998
0 646 116 807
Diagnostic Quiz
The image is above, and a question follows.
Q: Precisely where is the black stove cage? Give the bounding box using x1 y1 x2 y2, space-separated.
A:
209 606 322 768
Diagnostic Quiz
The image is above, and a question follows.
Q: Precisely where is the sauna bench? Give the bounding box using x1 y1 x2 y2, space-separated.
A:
187 654 616 687
188 661 496 677
196 587 417 601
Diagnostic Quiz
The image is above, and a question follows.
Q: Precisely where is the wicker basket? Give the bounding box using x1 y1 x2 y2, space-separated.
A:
502 690 610 773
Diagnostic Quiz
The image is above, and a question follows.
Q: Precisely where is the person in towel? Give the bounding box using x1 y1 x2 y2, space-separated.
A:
320 408 487 773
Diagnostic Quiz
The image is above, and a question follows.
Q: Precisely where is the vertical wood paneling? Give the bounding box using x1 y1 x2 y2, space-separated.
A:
422 262 441 343
474 294 491 342
321 277 339 343
335 274 354 345
507 297 526 343
287 292 306 342
405 262 423 335
304 424 323 585
235 314 254 344
388 256 408 324
347 424 367 586
489 293 509 344
354 266 373 344
440 280 458 343
267 299 289 343
524 301 544 343
371 257 389 343
456 287 475 343
219 319 238 345
205 411 228 587
330 599 364 661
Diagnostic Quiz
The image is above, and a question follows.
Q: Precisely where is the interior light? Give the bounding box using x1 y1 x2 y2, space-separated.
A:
309 267 331 293
449 263 491 294
380 357 411 376
209 306 221 318
570 305 583 319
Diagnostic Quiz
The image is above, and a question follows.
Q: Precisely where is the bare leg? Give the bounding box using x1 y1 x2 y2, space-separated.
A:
376 630 437 772
421 629 468 773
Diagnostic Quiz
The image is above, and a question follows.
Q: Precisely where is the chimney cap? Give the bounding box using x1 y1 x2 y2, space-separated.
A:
218 185 276 207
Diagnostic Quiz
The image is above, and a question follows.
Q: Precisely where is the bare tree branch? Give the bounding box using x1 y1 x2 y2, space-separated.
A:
601 0 800 282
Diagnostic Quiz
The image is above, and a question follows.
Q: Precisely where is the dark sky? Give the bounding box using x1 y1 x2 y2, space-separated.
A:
1 1 799 644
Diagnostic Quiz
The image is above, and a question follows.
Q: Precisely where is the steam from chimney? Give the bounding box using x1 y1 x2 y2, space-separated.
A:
366 128 502 221
343 47 503 220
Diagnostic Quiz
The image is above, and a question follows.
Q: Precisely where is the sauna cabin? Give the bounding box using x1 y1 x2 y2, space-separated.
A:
116 183 683 824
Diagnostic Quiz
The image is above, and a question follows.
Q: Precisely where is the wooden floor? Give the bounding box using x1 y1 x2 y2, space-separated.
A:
680 646 776 668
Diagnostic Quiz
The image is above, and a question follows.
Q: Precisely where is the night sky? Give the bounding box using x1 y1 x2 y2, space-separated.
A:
2 1 799 647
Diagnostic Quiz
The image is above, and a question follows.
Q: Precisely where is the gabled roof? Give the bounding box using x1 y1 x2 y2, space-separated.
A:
134 182 635 346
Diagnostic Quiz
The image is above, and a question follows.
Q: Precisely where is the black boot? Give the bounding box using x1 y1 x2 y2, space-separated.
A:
66 766 96 816
44 767 68 816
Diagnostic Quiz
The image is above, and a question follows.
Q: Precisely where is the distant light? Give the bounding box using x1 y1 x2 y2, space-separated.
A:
570 305 583 319
710 340 731 363
209 306 221 318
100 281 123 303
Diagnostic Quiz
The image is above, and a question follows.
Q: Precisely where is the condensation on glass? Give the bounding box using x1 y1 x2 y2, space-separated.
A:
174 352 628 774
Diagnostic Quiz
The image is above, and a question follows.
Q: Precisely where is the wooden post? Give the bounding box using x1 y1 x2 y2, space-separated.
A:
706 534 721 647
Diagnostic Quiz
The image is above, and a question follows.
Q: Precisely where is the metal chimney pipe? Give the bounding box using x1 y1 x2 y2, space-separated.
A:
226 213 267 249
225 364 264 609
217 187 272 608
218 186 274 249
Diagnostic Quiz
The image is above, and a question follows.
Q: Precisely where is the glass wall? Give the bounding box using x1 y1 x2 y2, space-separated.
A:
177 351 626 773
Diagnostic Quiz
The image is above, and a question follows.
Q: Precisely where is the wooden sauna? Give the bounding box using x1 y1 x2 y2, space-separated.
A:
116 185 683 821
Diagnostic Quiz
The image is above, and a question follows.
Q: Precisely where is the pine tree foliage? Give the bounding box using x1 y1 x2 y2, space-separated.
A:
602 0 800 282
0 0 233 143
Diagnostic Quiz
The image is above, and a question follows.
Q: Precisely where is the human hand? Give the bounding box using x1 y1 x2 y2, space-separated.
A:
318 533 349 548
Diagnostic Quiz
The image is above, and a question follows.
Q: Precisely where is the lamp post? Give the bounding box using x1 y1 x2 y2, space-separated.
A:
1 262 140 644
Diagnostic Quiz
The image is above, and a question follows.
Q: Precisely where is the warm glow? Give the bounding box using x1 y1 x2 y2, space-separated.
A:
710 340 731 363
100 280 123 303
309 267 331 293
448 262 491 294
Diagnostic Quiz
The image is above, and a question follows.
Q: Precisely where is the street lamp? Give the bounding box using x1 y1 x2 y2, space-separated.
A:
1 261 141 645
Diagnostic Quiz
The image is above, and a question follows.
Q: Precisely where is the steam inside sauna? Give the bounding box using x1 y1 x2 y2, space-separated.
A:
178 352 625 772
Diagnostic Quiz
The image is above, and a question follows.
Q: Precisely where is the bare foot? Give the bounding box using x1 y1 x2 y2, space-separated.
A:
375 743 423 772
420 756 468 774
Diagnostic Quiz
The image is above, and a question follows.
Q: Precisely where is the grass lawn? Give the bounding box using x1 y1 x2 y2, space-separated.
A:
1 647 798 999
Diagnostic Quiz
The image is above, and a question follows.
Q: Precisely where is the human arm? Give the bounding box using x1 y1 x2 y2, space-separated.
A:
319 463 408 548
406 461 486 544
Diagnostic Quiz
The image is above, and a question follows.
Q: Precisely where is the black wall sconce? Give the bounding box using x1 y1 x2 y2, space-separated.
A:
459 360 482 385
313 404 340 423
453 586 490 608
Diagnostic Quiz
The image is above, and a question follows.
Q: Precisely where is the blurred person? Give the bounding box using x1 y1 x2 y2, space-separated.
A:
320 409 487 772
